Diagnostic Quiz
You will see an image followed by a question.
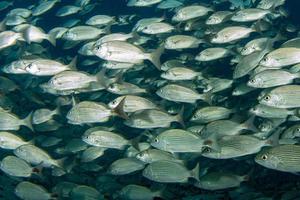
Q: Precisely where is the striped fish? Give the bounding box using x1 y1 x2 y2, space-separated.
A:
255 144 300 173
259 85 300 108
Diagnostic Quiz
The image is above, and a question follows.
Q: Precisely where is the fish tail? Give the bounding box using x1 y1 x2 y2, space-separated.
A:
112 96 128 120
175 106 185 128
67 56 77 70
148 45 164 70
242 115 258 132
191 163 200 182
0 18 6 32
266 127 282 146
55 157 68 169
22 112 34 131
46 32 57 46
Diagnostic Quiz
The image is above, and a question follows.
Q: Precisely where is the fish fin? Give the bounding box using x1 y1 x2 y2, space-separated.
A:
28 138 35 145
71 95 77 106
139 111 154 123
130 134 143 150
242 115 258 132
32 163 43 175
201 91 213 105
240 174 250 182
279 138 298 145
251 19 270 33
21 112 33 131
0 19 6 31
95 68 109 87
67 56 77 71
55 157 68 168
199 166 209 178
130 31 140 41
152 184 172 199
191 163 200 182
175 106 185 128
294 108 300 117
23 29 31 44
265 128 282 146
51 166 66 177
46 33 56 46
148 45 164 70
112 96 128 120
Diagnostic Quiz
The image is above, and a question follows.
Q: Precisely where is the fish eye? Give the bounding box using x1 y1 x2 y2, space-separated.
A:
109 84 116 89
153 138 159 143
262 57 269 62
138 152 145 157
264 95 271 101
261 154 268 160
202 147 211 153
249 79 255 83
27 63 33 68
296 128 300 132
83 135 89 140
112 100 118 105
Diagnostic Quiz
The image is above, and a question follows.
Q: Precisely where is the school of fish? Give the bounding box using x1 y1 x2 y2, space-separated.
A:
0 0 300 199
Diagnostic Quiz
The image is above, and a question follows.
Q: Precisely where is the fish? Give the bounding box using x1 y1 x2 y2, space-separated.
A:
55 5 81 17
202 131 279 159
32 0 59 16
161 67 203 81
247 69 300 88
127 0 163 7
136 148 180 163
164 35 204 50
0 111 32 131
206 11 233 25
143 160 199 183
255 144 300 173
0 0 298 197
93 41 163 69
156 84 209 103
108 158 145 175
259 85 300 108
0 131 31 150
14 144 66 168
172 5 213 22
190 106 234 123
118 184 163 200
23 56 77 76
260 47 300 68
211 26 255 44
62 26 106 41
108 95 157 113
249 104 298 119
196 47 232 61
67 100 125 124
85 15 115 26
151 129 212 153
124 109 183 128
231 8 270 22
201 116 257 138
15 181 54 200
0 156 40 178
195 172 248 190
23 25 56 46
0 30 23 50
82 127 130 149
